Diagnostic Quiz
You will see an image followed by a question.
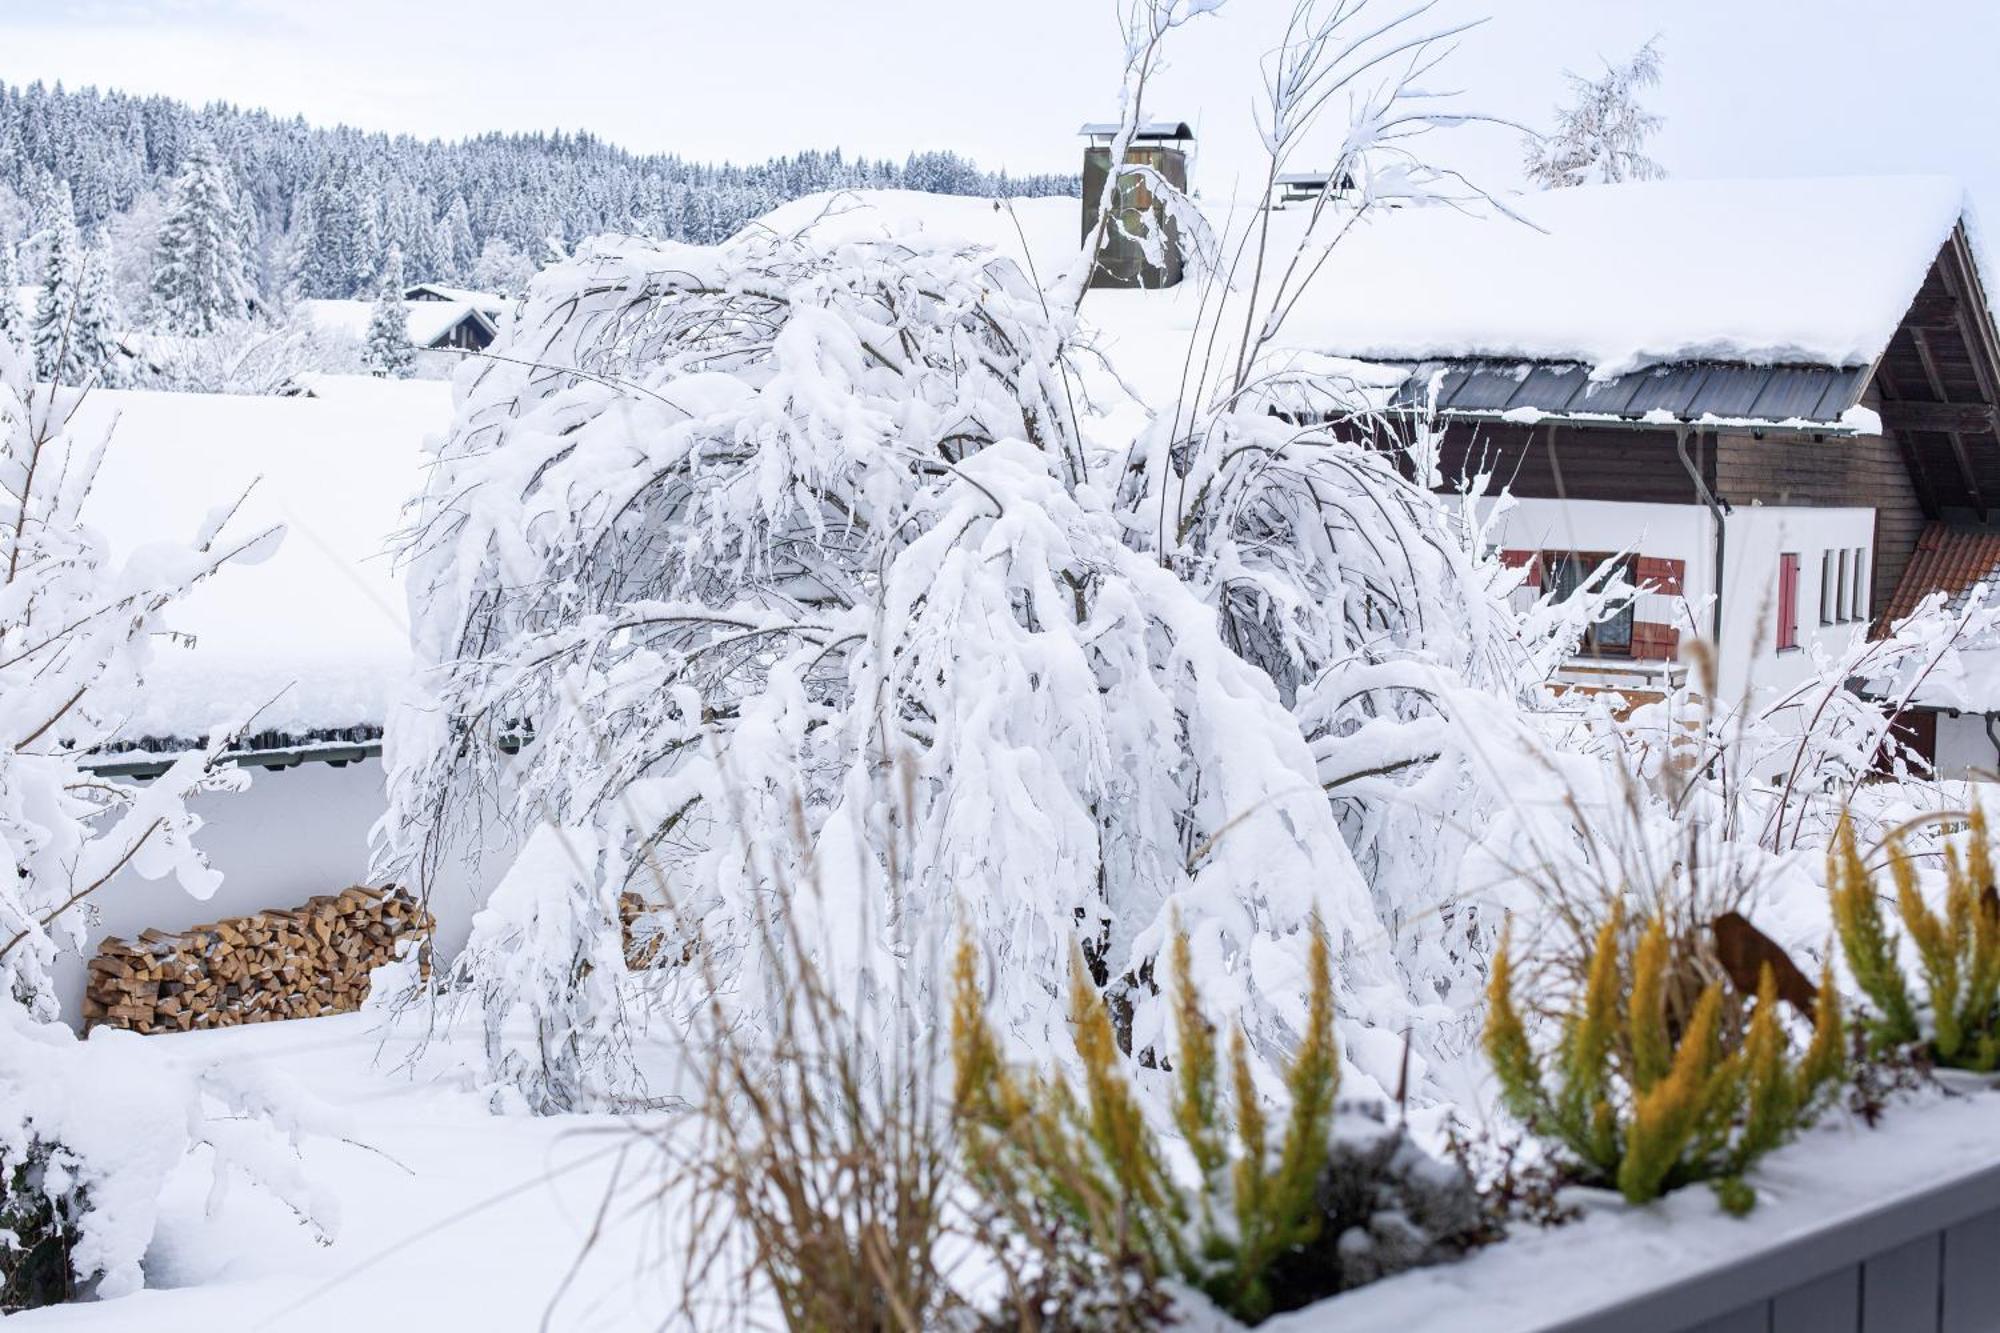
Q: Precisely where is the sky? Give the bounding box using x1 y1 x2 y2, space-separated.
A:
0 0 1996 221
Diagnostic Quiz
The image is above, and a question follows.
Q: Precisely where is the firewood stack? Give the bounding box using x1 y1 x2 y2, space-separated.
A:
84 886 433 1033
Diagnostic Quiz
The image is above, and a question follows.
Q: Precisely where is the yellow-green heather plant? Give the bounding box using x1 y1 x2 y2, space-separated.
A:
1830 809 2000 1070
951 916 1339 1326
1484 904 1843 1213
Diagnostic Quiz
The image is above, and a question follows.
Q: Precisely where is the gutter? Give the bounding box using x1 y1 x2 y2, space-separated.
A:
82 738 384 781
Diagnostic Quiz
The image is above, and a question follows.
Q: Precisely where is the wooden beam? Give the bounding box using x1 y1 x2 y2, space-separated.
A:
1908 327 1990 518
1880 399 2000 434
1873 361 1944 517
1901 292 1967 329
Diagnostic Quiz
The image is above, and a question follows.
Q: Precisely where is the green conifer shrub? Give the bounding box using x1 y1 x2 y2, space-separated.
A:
1484 904 1843 1213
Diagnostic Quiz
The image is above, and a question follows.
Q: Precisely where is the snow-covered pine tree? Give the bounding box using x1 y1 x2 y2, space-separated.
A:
150 136 250 335
1523 38 1667 188
30 205 84 383
363 244 413 378
71 242 124 387
0 245 21 348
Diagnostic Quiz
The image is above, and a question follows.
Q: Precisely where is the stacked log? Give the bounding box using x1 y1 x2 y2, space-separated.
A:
84 886 433 1033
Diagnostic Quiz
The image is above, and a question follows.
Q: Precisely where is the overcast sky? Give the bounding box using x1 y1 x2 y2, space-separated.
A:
1 0 1995 219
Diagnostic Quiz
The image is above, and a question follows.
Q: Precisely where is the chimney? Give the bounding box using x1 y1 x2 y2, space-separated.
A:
1078 121 1193 290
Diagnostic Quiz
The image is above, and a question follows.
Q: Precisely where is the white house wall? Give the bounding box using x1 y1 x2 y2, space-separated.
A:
1937 711 2000 781
1480 497 1891 710
1716 505 1877 702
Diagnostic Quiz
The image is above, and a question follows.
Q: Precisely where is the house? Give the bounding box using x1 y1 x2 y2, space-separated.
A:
403 282 511 319
1312 178 2000 776
48 377 503 1026
757 175 2000 776
299 294 500 357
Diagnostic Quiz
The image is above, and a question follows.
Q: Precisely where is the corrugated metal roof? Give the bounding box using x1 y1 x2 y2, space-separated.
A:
1881 522 2000 625
1387 359 1869 428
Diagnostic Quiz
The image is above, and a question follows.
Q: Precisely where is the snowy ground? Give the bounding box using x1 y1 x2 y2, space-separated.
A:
12 1013 699 1333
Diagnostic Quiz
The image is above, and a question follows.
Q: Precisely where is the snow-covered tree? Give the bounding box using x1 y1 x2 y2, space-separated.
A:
380 0 1546 1112
469 237 535 295
71 242 124 387
1523 38 1667 188
0 244 21 348
29 206 83 383
148 136 249 335
363 245 413 379
383 224 1417 1107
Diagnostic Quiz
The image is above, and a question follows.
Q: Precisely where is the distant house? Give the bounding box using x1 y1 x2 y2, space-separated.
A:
403 282 510 317
299 295 500 356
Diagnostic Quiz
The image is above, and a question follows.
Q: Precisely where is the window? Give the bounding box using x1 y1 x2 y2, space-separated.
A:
1820 550 1836 625
1777 552 1801 650
1836 549 1851 623
1547 550 1634 654
1851 546 1868 621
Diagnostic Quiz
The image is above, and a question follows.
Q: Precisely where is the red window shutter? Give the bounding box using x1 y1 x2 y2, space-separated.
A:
1629 620 1681 661
1500 549 1541 586
1777 554 1800 650
1633 556 1685 597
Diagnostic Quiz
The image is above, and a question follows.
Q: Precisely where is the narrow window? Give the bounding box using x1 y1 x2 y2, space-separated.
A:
1777 553 1801 650
1852 547 1868 621
1820 550 1836 624
1836 549 1851 623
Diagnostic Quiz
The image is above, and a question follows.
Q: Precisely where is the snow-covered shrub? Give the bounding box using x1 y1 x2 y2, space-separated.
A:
134 311 363 395
0 340 279 1017
453 823 634 1114
0 1005 342 1309
0 333 335 1309
384 215 1411 1103
1272 1104 1488 1294
1484 903 1843 1213
1830 809 2000 1072
635 769 961 1332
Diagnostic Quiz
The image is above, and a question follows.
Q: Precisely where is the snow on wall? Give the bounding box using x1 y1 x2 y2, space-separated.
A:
74 378 452 746
760 177 1972 381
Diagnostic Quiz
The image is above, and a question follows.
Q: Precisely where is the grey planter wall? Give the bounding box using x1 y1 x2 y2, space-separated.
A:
1539 1160 2000 1333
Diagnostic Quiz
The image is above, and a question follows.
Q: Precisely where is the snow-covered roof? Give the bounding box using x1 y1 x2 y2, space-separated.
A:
757 177 1980 386
404 283 510 316
1080 121 1194 140
299 298 495 349
74 378 452 755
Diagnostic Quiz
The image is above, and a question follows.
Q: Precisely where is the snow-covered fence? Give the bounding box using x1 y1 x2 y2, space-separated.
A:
1534 1161 2000 1333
